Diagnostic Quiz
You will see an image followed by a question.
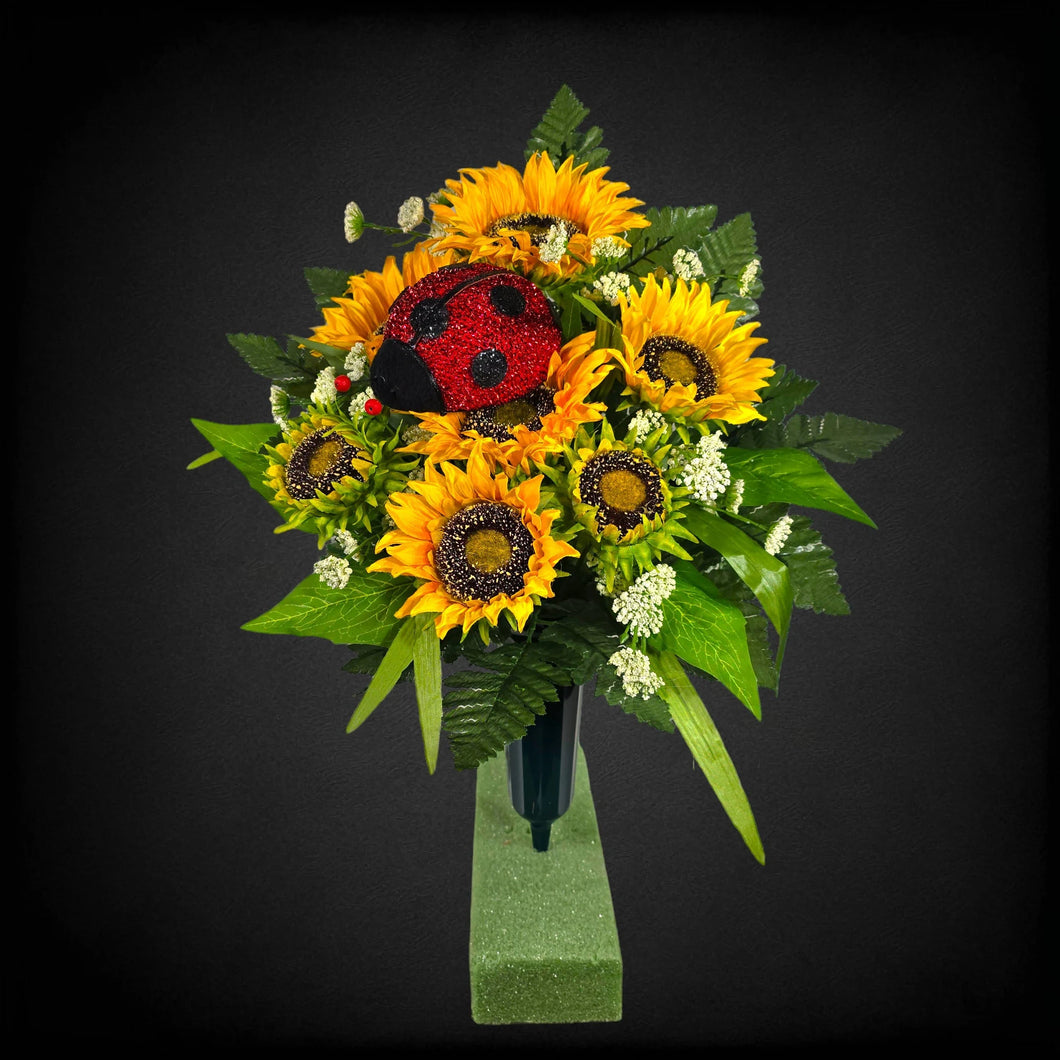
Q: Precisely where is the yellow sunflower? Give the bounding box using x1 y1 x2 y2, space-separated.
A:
400 331 611 472
610 275 774 424
264 411 374 545
310 244 456 361
552 425 696 592
369 448 578 639
428 152 650 282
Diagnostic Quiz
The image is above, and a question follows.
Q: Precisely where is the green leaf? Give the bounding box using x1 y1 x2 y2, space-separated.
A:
304 266 350 306
653 571 761 719
781 516 850 615
442 638 573 769
413 620 443 774
652 650 765 864
746 364 818 430
680 507 793 641
697 213 758 282
288 334 350 368
343 644 413 684
189 419 278 501
347 613 433 734
781 413 903 463
227 332 312 382
525 84 609 168
723 447 876 527
538 606 673 732
242 568 409 646
624 205 719 275
186 449 222 470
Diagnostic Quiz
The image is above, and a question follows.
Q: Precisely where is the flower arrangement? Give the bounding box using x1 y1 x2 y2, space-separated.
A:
190 86 899 863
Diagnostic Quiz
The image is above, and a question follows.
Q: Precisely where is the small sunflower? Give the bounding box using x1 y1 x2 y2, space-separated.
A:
610 274 774 424
310 244 456 361
428 152 650 282
265 410 416 546
369 448 578 639
400 331 611 472
547 424 696 592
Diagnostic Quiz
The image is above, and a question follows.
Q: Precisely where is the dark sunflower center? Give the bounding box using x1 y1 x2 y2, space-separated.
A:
486 213 583 247
464 386 556 442
641 335 717 396
579 450 665 533
435 502 534 602
285 429 365 500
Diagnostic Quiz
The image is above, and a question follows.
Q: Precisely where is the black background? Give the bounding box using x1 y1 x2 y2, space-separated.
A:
12 8 1052 1051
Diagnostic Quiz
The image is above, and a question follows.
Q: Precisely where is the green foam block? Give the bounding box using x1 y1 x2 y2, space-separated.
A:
469 745 623 1025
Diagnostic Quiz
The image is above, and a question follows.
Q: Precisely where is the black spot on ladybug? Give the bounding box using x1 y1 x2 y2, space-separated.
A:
470 348 508 388
409 298 449 340
489 284 526 317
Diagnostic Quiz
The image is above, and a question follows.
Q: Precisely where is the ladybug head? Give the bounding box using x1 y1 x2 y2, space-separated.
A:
370 263 561 414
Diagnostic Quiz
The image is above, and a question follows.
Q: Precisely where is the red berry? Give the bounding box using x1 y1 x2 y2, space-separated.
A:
364 398 383 416
334 374 352 393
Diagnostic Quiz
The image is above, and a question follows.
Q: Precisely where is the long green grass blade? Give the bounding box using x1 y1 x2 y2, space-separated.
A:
347 613 432 734
413 620 443 773
654 650 765 864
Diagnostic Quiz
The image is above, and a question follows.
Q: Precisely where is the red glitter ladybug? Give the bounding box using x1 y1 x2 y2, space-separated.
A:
369 262 561 414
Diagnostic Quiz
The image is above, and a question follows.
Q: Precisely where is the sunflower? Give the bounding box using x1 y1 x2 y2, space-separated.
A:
368 447 578 639
546 424 696 593
428 152 650 282
400 331 611 472
610 274 774 424
264 410 389 546
310 244 456 361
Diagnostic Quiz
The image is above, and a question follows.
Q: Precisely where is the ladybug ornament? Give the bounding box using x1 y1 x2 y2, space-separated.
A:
370 262 561 414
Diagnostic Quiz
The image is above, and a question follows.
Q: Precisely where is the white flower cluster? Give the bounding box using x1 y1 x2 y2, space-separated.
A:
590 235 626 260
608 646 665 700
538 223 569 264
344 201 364 243
401 423 432 445
397 196 424 233
314 554 351 590
269 385 291 429
330 529 361 562
764 515 794 556
344 343 368 379
738 257 761 297
347 386 377 415
726 477 745 515
612 564 677 638
672 247 704 281
310 366 338 405
593 270 632 306
628 407 666 444
673 431 731 504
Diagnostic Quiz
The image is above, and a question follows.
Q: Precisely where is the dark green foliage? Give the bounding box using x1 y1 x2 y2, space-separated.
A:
525 84 609 169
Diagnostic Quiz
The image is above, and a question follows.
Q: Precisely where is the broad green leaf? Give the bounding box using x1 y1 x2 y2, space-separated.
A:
654 572 761 719
538 606 673 732
227 332 311 382
413 621 443 774
782 516 850 615
681 507 793 640
724 447 876 527
525 84 609 168
741 364 819 437
624 205 719 275
242 568 408 646
782 413 903 464
189 419 278 501
347 613 433 733
442 638 573 769
652 650 765 864
304 266 350 305
697 213 758 282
